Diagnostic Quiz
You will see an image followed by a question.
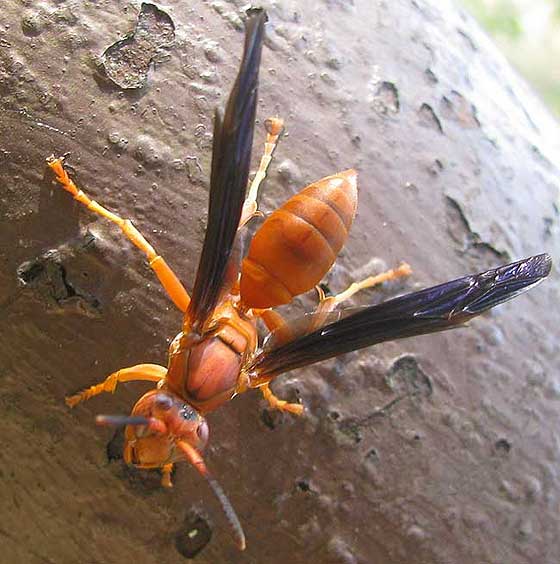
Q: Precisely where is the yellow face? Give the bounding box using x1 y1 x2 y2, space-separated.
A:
124 433 175 468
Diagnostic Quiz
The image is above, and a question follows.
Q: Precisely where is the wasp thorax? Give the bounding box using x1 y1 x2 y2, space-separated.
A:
184 337 241 404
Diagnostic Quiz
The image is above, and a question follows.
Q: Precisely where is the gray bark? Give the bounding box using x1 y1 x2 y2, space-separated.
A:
1 1 559 563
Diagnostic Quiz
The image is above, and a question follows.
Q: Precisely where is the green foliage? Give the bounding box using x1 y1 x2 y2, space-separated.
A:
460 0 560 117
461 0 522 39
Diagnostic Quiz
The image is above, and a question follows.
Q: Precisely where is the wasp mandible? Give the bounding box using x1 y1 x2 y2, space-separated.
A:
47 9 551 550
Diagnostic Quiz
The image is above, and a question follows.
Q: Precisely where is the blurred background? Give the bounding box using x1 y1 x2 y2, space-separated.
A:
460 0 560 117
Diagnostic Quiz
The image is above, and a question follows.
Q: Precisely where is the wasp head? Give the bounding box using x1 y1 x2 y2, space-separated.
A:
96 389 208 468
95 389 244 549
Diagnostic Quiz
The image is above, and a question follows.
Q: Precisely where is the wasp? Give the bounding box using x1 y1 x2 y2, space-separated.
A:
47 9 551 551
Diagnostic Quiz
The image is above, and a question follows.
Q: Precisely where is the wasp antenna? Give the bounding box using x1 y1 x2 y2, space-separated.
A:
176 440 246 551
96 415 150 426
206 475 246 551
95 414 168 434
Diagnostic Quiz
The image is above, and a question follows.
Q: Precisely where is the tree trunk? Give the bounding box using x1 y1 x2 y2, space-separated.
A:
1 1 558 563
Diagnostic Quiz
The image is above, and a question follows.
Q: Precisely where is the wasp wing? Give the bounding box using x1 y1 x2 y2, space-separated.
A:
247 254 551 381
187 10 266 332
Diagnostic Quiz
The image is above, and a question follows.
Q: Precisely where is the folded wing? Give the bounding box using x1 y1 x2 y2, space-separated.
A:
247 254 552 381
186 10 266 332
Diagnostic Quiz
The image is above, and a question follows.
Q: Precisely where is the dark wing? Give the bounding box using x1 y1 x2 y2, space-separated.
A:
186 9 266 332
247 254 551 381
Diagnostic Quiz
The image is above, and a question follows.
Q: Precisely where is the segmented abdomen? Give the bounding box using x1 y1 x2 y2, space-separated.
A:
240 169 357 309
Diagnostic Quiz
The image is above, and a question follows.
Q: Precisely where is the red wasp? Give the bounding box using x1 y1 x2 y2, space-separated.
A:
48 9 551 550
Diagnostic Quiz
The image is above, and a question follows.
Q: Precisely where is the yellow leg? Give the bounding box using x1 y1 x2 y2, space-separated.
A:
161 463 174 488
65 364 167 407
255 309 304 416
311 263 412 330
239 118 284 228
47 156 191 313
260 382 304 416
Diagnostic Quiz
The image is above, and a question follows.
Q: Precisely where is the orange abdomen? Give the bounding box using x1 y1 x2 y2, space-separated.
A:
240 169 358 309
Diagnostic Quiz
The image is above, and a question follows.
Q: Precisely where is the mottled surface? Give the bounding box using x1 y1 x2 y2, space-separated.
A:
1 1 559 563
101 3 176 89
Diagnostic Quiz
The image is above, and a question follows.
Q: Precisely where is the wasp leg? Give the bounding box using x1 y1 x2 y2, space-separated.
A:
260 382 304 416
47 156 191 313
161 463 174 488
239 117 284 229
65 364 167 407
255 309 304 416
310 263 412 330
